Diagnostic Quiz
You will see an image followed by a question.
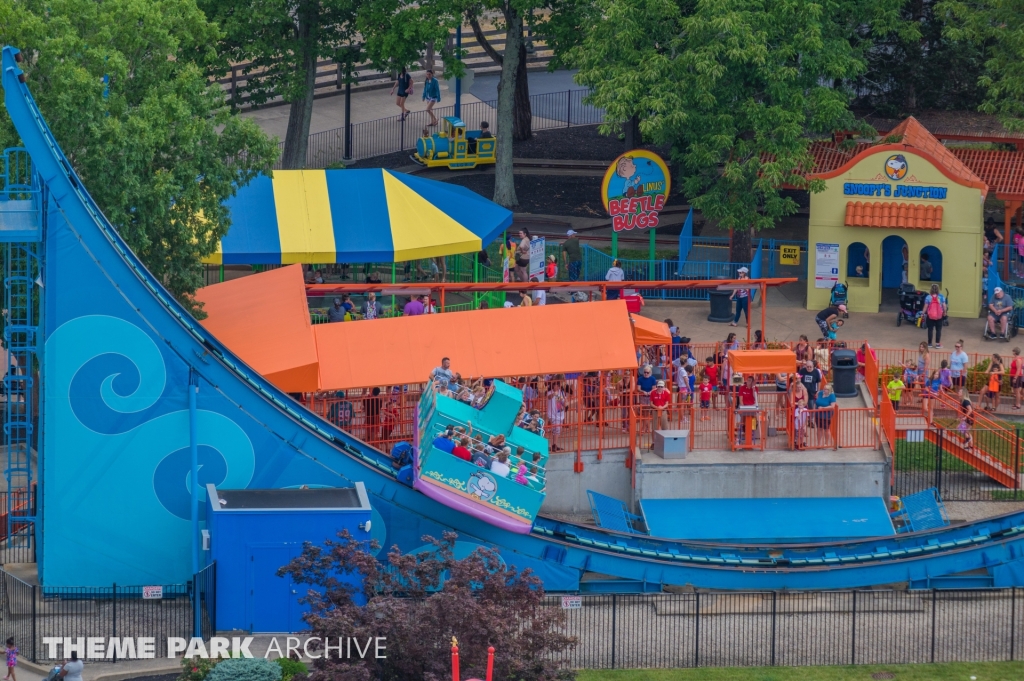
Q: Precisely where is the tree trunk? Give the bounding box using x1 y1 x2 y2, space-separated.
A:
281 12 317 170
512 38 531 141
730 225 753 265
623 115 640 149
493 6 522 209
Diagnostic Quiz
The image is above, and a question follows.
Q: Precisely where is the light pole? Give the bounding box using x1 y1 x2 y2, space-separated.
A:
454 24 462 119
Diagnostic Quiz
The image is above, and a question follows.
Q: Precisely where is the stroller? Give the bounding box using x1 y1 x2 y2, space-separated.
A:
830 281 849 318
896 283 927 327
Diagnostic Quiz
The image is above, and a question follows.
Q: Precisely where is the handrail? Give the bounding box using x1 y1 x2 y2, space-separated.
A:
305 278 799 295
426 420 547 482
929 390 1017 469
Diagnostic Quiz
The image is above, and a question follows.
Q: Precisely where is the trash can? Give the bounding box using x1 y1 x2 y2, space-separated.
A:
832 348 858 398
707 287 734 323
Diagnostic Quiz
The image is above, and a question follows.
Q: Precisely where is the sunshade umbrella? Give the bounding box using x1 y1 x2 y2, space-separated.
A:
204 169 513 264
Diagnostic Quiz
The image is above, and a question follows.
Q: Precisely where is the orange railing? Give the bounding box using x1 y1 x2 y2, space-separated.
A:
930 390 1017 470
880 387 897 455
836 407 879 449
864 344 879 405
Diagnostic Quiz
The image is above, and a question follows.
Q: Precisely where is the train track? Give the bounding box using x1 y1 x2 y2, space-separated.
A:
405 157 611 179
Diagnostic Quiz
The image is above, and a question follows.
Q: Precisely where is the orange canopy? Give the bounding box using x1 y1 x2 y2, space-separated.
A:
195 264 320 392
629 314 671 346
727 349 797 375
314 300 638 390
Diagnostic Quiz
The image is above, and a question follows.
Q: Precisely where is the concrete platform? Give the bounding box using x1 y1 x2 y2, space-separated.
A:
632 447 888 507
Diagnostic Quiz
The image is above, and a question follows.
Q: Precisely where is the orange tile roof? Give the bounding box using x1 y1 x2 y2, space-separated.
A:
806 136 1024 200
844 201 944 229
950 148 1024 200
884 117 986 189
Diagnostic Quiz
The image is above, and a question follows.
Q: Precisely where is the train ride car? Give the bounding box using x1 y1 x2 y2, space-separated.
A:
413 116 496 170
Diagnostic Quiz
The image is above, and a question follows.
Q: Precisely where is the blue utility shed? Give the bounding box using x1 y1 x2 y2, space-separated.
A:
205 483 372 633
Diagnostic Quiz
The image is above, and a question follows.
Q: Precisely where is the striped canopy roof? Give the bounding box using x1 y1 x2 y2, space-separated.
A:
205 169 513 264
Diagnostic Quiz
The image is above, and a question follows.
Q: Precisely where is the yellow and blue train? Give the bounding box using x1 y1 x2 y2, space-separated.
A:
413 116 496 169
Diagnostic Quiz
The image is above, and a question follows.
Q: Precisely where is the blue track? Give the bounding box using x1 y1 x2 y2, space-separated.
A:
5 45 1024 590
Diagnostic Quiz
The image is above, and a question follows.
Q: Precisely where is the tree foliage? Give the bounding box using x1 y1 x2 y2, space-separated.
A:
938 0 1024 131
200 0 362 169
0 0 278 314
566 0 903 259
357 0 546 208
854 0 988 117
280 531 577 681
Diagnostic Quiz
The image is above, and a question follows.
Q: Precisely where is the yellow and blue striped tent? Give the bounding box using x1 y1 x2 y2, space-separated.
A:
204 169 513 264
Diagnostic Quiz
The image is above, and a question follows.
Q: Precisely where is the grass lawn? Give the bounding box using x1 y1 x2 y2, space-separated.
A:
578 661 1024 681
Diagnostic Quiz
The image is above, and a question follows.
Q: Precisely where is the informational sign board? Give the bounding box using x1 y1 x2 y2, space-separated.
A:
601 150 672 232
561 595 582 609
780 244 801 266
814 243 840 289
142 586 163 600
529 237 546 282
502 256 509 283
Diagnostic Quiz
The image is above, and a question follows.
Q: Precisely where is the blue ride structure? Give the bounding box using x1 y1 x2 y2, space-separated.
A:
5 45 1024 591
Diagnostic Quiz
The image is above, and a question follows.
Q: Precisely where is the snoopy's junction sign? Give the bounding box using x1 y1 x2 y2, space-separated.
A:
601 150 672 232
843 153 949 199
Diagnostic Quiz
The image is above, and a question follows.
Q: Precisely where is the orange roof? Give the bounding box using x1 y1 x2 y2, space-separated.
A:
195 264 320 392
314 301 639 390
951 148 1024 200
844 201 944 229
728 350 797 375
884 117 986 190
630 314 671 345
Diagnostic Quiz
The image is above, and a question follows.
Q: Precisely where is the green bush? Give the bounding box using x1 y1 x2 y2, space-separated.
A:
275 657 308 681
205 657 282 681
177 656 219 681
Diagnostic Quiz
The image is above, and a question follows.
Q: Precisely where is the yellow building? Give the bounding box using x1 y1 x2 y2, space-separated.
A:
806 118 988 318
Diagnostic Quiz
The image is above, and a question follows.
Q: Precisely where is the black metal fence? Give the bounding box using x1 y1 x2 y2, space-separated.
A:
894 430 1023 502
283 88 603 169
0 566 216 663
0 489 36 565
546 590 1024 669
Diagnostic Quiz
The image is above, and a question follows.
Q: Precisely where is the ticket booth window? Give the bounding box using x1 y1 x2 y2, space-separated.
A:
847 242 869 279
920 246 942 283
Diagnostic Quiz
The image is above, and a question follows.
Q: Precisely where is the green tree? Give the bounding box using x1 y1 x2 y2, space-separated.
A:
358 0 545 208
0 0 278 314
854 0 987 117
938 0 1024 132
201 0 362 169
567 0 902 261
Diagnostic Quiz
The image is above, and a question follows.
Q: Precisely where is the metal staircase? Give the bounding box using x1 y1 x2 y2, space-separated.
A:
1 147 42 558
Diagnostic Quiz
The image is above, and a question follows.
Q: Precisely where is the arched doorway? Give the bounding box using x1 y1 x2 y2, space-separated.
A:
881 235 908 306
920 246 942 283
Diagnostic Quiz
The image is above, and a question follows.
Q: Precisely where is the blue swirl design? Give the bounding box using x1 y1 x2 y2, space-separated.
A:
46 315 256 576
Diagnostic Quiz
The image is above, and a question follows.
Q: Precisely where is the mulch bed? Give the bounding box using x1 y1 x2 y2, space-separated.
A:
347 124 812 241
443 173 689 220
346 124 666 170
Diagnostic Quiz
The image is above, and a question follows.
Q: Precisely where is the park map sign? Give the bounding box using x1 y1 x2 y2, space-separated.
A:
601 150 672 232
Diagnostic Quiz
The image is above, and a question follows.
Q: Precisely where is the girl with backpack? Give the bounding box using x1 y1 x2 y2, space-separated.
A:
923 284 947 348
1011 347 1024 410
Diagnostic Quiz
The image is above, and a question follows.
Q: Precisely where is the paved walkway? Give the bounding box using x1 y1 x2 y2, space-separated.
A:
241 70 582 142
638 291 987 352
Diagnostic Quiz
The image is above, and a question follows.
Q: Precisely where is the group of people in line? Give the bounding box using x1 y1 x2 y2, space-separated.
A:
431 423 545 489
